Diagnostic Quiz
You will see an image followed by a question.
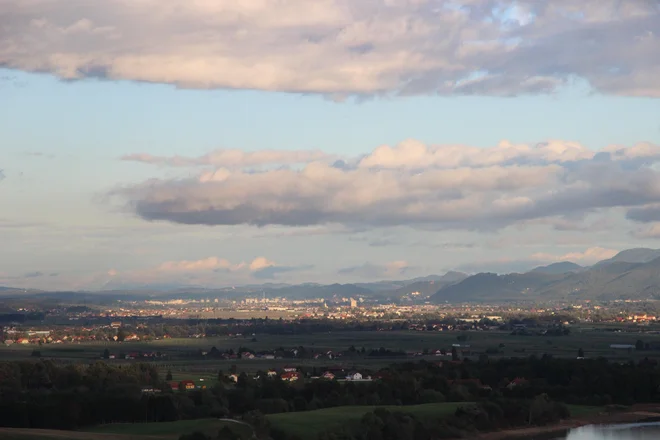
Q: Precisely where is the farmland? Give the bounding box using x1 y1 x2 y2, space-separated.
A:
3 325 659 368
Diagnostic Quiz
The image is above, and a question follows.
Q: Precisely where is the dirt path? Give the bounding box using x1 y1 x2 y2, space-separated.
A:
0 427 167 440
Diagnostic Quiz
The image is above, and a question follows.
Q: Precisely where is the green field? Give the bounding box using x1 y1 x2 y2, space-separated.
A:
267 402 465 438
565 405 604 417
86 419 252 439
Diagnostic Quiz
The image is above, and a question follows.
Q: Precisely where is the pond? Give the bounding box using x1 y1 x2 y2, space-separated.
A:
559 423 660 439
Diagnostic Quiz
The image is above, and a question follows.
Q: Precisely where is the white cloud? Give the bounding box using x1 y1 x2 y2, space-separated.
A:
248 257 276 271
118 139 660 231
1 1 659 97
157 256 246 272
105 256 286 285
531 246 619 263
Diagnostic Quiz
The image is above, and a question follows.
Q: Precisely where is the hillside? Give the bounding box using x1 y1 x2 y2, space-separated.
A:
431 253 660 303
389 272 468 299
592 248 660 267
531 262 583 274
430 272 564 303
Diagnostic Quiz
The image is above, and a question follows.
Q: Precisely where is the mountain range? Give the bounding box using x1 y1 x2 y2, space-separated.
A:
4 248 660 303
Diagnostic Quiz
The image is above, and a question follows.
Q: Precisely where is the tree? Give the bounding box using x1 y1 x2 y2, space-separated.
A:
578 348 584 358
117 328 127 342
636 340 644 351
451 346 459 361
102 348 110 359
166 370 173 381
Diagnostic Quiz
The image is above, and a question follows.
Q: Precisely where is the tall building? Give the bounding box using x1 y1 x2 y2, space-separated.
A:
350 298 358 308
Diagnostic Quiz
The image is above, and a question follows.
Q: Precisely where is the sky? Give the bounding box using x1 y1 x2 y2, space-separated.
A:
1 0 660 290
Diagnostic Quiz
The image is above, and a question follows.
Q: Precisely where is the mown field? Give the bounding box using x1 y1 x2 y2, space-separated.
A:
266 402 467 438
266 403 605 439
86 419 252 438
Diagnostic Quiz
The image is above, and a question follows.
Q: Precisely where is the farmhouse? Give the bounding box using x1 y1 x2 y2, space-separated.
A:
281 371 301 382
179 380 196 390
345 371 363 381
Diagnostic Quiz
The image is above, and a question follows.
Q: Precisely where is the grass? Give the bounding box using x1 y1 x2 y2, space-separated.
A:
86 419 252 439
267 402 465 439
566 405 604 417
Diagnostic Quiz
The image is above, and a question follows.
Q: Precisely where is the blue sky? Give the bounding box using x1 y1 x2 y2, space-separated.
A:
1 1 660 289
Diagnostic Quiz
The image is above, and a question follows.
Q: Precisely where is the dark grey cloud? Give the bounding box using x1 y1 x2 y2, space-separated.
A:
627 205 660 223
1 1 658 97
0 169 5 181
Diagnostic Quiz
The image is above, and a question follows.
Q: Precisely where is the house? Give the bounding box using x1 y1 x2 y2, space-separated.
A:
17 338 29 344
267 370 278 378
281 371 301 382
180 380 196 390
228 374 239 383
346 371 363 381
283 366 297 373
322 371 335 380
507 377 529 389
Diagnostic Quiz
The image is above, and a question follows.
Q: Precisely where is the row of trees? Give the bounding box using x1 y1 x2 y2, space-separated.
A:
1 355 660 434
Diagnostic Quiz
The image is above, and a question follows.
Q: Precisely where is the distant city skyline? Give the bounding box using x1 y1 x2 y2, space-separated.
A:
1 1 659 290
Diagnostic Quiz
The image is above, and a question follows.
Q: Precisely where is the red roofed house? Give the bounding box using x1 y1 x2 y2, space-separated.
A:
507 377 529 389
179 380 196 390
281 371 301 382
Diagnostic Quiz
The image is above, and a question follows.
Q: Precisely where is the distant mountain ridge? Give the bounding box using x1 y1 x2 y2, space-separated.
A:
6 248 660 303
430 248 660 303
531 262 584 274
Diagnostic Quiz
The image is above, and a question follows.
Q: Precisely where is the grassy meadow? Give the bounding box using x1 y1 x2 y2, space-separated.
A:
267 402 466 438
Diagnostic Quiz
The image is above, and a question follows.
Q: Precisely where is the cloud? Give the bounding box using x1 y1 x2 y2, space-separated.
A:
253 264 313 280
23 271 44 278
248 257 276 272
338 260 410 279
0 169 5 181
118 139 660 231
631 223 660 239
158 257 246 272
122 149 333 168
1 1 659 97
530 247 619 263
108 256 306 285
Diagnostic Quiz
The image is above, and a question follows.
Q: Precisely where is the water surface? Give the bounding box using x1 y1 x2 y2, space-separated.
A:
560 423 660 440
